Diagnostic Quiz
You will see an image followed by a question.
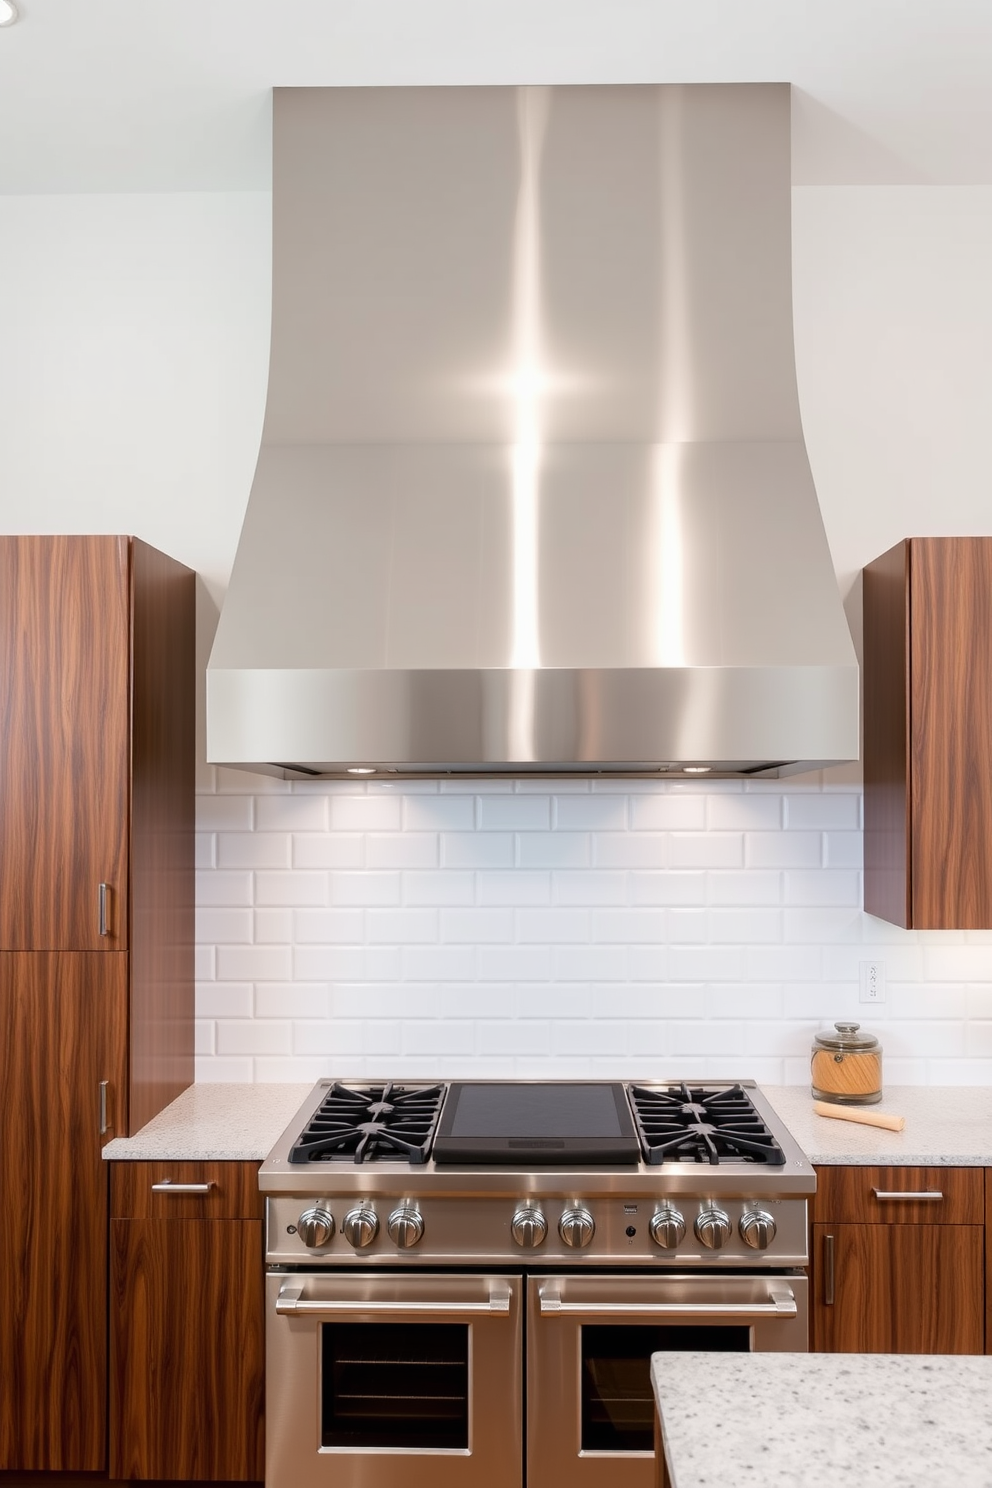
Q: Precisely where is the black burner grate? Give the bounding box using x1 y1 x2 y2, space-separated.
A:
288 1082 446 1165
627 1083 786 1166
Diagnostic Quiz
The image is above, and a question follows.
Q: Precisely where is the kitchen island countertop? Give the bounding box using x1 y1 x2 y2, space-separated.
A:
762 1083 992 1165
102 1081 311 1160
652 1351 992 1488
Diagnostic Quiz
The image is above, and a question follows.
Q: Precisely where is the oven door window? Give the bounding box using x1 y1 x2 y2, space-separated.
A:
580 1324 749 1452
320 1322 469 1450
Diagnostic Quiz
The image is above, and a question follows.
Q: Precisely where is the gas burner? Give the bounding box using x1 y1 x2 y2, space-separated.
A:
627 1083 786 1166
288 1082 446 1165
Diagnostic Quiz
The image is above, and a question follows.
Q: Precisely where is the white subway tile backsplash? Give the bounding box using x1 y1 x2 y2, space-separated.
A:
441 909 515 942
330 871 402 906
196 795 254 831
293 834 365 868
218 832 291 869
195 870 253 907
216 945 293 981
518 908 591 942
256 794 328 832
554 795 628 830
745 833 821 869
403 795 475 831
330 795 403 832
192 778 992 1082
441 832 514 868
631 794 707 830
478 795 551 831
518 832 592 868
368 834 439 869
670 834 743 869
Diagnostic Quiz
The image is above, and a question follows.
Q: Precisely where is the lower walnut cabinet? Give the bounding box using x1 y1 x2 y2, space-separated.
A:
109 1160 265 1481
810 1165 985 1354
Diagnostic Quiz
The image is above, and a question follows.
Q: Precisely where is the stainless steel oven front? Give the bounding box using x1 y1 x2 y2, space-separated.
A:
265 1271 523 1488
265 1266 806 1488
527 1271 808 1488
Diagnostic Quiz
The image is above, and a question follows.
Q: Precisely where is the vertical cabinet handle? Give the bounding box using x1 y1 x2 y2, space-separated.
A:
823 1233 835 1306
99 1080 110 1136
98 882 110 937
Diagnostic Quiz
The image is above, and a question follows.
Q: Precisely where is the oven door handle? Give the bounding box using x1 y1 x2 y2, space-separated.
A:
537 1280 798 1319
275 1280 513 1317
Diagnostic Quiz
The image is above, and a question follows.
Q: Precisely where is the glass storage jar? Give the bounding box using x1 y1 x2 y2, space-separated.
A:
810 1021 882 1105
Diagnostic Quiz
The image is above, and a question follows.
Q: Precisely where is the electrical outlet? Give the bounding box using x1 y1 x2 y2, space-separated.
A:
859 960 886 1004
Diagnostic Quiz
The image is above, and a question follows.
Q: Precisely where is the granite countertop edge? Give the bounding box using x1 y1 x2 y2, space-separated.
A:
651 1352 992 1487
100 1081 992 1166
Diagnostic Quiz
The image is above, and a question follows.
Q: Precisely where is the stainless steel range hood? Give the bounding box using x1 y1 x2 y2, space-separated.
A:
208 83 858 779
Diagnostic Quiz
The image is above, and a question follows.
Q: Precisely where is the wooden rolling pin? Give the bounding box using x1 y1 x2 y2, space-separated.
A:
813 1100 905 1132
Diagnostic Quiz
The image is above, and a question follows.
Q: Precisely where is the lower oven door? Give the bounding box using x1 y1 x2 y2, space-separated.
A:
266 1272 522 1488
527 1271 808 1488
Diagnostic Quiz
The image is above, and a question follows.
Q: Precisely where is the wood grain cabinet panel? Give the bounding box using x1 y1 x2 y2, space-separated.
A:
0 953 127 1470
110 1163 265 1482
0 535 195 1473
812 1222 985 1354
864 536 992 928
0 536 130 950
810 1165 985 1356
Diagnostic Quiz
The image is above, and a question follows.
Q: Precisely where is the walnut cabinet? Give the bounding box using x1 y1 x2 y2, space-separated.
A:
864 537 992 928
0 536 194 1472
110 1161 265 1482
809 1166 985 1354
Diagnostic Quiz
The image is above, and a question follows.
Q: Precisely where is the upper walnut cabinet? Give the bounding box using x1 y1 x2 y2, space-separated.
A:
0 534 195 1129
864 537 992 928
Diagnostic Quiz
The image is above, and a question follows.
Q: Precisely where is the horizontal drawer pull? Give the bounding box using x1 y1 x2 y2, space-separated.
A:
151 1181 215 1195
871 1189 943 1201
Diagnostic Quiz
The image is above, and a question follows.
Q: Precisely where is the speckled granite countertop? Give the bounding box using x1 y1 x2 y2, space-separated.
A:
101 1080 992 1166
102 1082 311 1161
652 1352 992 1487
762 1085 992 1166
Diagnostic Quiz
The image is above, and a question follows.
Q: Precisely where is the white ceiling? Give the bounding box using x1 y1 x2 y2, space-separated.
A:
2 0 992 193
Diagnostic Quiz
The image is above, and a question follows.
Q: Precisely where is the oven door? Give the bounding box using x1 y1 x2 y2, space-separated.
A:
266 1271 522 1488
527 1271 808 1488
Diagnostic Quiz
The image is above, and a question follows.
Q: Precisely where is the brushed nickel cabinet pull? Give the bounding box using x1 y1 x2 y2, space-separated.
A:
824 1233 835 1306
151 1181 215 1195
98 882 110 937
99 1080 110 1135
871 1189 943 1201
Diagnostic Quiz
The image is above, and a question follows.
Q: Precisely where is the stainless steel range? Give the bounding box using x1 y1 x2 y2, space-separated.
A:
261 1079 813 1488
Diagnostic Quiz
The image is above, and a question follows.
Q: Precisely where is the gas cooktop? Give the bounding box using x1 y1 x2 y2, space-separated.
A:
285 1078 787 1169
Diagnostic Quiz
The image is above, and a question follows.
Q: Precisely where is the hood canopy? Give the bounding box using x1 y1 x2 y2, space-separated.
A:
208 83 858 779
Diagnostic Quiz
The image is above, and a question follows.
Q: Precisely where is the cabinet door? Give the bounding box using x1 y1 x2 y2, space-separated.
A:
0 952 128 1470
812 1222 985 1354
110 1215 265 1481
0 536 130 949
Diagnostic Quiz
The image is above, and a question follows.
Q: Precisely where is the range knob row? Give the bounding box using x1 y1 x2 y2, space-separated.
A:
509 1204 777 1251
296 1203 424 1249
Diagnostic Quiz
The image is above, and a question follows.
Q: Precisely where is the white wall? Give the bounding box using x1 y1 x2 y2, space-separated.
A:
3 184 992 1084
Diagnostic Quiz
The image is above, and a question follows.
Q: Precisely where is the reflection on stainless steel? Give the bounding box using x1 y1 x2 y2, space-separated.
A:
208 83 858 778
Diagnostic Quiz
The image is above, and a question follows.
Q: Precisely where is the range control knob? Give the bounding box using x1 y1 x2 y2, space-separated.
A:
342 1205 379 1248
559 1206 595 1249
511 1205 548 1248
740 1210 777 1251
695 1207 732 1250
297 1206 335 1249
387 1204 425 1249
649 1206 686 1250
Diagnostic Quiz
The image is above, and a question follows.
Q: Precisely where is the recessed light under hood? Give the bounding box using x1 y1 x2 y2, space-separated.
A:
208 83 858 780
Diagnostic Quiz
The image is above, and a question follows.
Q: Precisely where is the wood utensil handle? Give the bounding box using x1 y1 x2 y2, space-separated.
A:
812 1100 905 1132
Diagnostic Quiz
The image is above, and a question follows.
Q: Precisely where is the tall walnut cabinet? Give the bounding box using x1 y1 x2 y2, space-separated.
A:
0 535 195 1471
